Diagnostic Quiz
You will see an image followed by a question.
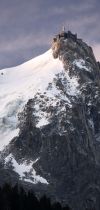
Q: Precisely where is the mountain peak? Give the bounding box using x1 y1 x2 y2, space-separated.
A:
52 30 100 83
0 31 100 210
52 30 95 62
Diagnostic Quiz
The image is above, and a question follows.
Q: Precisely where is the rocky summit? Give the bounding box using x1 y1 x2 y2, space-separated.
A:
0 30 100 210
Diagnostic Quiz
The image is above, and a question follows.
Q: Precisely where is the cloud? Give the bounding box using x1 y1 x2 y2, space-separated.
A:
93 44 100 61
0 33 50 53
0 0 99 67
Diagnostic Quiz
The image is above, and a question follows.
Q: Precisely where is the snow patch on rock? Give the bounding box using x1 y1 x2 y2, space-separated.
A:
5 154 49 184
73 59 91 72
33 70 79 128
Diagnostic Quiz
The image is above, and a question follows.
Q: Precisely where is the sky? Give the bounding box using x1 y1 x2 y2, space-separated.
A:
0 0 100 69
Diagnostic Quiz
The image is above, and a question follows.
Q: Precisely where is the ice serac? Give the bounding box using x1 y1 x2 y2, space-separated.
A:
0 31 100 210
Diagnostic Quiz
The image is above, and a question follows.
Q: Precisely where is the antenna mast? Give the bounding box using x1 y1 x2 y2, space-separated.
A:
62 26 65 32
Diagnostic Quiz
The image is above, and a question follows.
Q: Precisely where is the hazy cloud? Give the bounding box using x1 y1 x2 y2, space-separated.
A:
0 0 99 68
93 44 100 61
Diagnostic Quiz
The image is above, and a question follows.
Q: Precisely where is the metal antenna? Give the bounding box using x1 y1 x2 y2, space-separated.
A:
62 25 65 32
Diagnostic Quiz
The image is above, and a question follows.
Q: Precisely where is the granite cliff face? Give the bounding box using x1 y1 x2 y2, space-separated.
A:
0 31 100 210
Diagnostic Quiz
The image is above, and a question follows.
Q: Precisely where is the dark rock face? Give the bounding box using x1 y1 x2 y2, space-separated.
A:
0 31 100 210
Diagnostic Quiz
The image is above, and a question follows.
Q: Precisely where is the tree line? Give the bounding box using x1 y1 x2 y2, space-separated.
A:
0 183 71 210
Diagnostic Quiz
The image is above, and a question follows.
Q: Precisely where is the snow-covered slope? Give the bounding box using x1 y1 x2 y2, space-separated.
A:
0 50 64 150
0 49 80 151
